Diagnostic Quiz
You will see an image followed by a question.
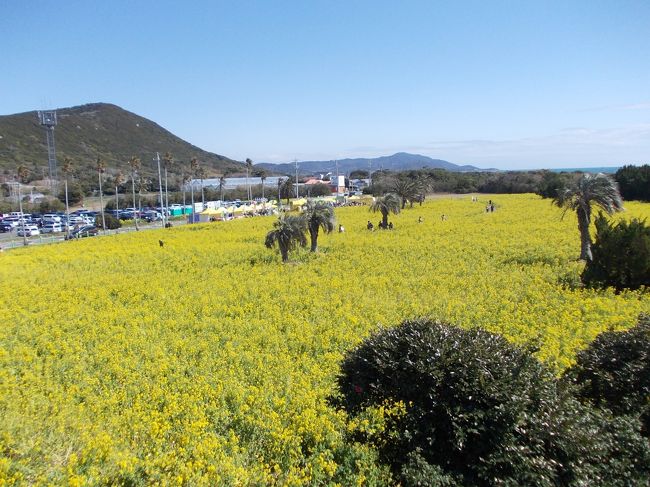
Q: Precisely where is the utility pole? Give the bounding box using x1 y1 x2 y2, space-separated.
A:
369 160 372 189
294 159 299 198
38 111 58 194
155 152 166 228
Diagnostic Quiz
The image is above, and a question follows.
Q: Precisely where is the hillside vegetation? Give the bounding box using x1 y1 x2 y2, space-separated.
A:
0 103 242 182
1 194 649 484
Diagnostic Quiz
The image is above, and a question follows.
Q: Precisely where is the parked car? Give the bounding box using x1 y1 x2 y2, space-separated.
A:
42 214 62 224
0 221 14 232
65 225 99 239
41 222 63 233
142 211 162 222
16 225 40 237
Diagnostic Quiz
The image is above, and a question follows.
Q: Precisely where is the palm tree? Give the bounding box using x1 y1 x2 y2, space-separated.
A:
304 200 335 252
17 165 30 184
280 176 295 204
245 158 253 201
219 174 226 202
553 173 624 261
371 193 401 228
198 166 207 209
190 157 199 222
258 170 268 200
114 171 125 217
127 156 141 230
181 171 190 212
392 177 420 209
96 157 107 232
163 152 174 216
264 214 307 262
62 157 73 237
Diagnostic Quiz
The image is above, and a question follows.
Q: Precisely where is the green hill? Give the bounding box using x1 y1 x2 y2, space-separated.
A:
0 102 243 183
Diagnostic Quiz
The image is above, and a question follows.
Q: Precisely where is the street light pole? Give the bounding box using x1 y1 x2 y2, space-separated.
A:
155 152 166 228
10 182 28 246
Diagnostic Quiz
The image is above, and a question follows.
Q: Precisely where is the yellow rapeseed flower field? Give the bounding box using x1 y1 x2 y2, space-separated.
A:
1 194 648 484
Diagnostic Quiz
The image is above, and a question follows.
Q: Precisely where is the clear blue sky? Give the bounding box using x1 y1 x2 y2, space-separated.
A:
2 0 649 169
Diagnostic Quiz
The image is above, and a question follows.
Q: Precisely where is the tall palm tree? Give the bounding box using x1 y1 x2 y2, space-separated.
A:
198 166 207 209
245 158 253 201
259 170 268 200
114 171 125 216
163 152 174 217
219 174 226 202
190 157 199 222
553 173 624 261
127 156 141 231
371 193 401 228
62 157 73 237
96 157 107 232
303 200 335 252
264 214 307 262
181 171 190 212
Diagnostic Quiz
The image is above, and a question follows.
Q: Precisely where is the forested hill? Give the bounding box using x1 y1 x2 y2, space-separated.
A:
0 103 243 181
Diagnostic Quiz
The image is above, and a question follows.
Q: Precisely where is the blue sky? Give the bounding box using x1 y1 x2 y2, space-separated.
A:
2 0 649 169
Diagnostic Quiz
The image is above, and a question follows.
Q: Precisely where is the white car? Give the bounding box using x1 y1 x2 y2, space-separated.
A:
41 222 63 233
16 224 40 237
42 214 62 223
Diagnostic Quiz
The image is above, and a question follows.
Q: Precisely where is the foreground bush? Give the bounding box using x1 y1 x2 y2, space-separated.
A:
565 314 650 437
337 319 650 486
96 212 122 230
582 214 650 291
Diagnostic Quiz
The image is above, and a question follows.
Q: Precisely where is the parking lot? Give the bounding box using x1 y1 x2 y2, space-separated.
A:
0 218 187 251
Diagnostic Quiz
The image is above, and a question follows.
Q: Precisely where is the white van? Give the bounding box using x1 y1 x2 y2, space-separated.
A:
42 214 62 223
41 222 63 233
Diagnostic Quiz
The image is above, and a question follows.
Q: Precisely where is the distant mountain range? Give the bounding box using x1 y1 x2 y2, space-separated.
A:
256 152 495 176
0 103 242 180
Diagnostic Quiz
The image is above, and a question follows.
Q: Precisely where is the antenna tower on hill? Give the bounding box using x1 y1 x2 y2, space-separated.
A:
38 110 58 192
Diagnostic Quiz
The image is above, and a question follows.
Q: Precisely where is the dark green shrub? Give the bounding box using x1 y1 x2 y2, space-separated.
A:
615 164 650 202
38 198 65 213
582 214 650 291
564 315 650 437
96 213 122 230
336 319 650 486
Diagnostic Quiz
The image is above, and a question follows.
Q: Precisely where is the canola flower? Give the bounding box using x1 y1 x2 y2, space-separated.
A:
0 194 648 484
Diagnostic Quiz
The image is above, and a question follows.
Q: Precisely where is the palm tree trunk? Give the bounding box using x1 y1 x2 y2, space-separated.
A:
98 171 106 233
182 180 186 214
280 246 289 262
578 208 592 261
131 175 139 231
190 182 195 224
115 186 119 232
382 211 388 228
310 227 318 252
